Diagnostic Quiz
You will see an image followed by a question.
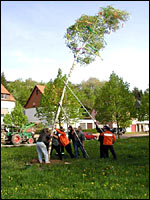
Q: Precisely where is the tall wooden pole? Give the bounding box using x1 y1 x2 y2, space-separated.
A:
48 54 80 158
48 41 88 159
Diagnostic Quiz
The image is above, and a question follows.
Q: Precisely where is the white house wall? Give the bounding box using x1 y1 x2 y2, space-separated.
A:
1 101 16 124
1 101 15 113
60 119 96 130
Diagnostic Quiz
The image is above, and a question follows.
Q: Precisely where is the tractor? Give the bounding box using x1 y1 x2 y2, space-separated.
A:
1 123 36 145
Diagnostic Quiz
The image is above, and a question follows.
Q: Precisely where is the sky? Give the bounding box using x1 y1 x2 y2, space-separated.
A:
1 1 149 91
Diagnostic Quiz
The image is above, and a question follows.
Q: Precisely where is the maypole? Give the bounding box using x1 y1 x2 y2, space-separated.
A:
48 5 129 159
48 41 88 157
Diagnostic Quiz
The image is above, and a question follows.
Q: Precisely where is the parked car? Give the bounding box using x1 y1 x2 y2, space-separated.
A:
111 128 126 135
83 132 97 140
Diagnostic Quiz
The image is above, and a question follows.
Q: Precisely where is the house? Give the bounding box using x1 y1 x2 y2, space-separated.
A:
1 84 16 124
24 85 97 129
24 85 46 124
129 119 149 133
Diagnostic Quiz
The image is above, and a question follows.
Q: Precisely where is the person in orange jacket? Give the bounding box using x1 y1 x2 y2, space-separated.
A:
101 125 117 160
55 126 74 158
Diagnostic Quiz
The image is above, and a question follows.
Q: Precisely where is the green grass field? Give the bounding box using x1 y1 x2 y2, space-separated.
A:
1 136 149 199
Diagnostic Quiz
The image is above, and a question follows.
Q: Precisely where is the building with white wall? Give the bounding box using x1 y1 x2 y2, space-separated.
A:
1 84 16 124
24 85 98 129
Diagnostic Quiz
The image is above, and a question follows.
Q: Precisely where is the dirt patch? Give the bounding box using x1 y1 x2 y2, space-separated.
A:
30 158 71 165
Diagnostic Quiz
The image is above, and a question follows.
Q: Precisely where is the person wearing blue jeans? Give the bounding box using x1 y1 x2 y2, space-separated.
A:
36 128 51 163
74 126 87 159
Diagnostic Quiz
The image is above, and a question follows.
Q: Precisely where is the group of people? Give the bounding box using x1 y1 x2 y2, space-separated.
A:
36 122 117 164
36 125 87 164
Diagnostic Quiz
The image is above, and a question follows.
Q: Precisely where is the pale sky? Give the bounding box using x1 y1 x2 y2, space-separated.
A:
1 1 149 91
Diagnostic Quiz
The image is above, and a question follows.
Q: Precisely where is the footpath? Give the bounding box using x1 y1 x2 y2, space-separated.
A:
118 133 149 139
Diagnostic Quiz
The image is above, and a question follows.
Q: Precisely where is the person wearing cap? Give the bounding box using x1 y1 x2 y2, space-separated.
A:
36 128 51 163
95 122 105 159
55 126 74 158
101 125 117 160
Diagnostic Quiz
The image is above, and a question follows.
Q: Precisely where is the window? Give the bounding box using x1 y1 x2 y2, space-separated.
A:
1 94 9 100
80 123 86 129
36 89 39 95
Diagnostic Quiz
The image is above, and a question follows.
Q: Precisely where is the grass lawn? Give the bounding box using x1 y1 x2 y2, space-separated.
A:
1 136 149 199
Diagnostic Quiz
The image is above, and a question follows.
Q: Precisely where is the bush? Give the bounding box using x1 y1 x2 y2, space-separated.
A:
82 128 97 133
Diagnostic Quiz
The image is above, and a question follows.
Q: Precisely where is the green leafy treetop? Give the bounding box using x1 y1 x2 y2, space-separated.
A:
36 69 84 126
3 102 28 128
94 72 135 137
64 5 129 65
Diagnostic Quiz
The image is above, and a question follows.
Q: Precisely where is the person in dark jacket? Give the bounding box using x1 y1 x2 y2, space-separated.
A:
51 131 62 160
36 128 51 163
95 122 105 159
68 125 75 145
73 126 87 159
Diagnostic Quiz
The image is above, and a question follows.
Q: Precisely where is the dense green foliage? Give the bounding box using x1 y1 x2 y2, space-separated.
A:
1 137 149 199
1 72 9 90
1 70 149 129
131 87 149 121
3 102 28 127
78 78 106 111
82 128 97 133
138 88 149 121
95 72 135 130
36 69 84 126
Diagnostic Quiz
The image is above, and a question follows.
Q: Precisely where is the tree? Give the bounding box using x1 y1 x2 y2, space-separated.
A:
7 78 42 107
78 78 106 112
138 88 149 121
95 72 135 138
132 87 143 101
132 87 143 117
1 72 8 90
3 102 28 127
3 113 13 126
36 69 84 126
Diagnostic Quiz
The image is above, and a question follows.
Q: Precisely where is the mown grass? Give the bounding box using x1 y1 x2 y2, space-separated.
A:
1 136 149 199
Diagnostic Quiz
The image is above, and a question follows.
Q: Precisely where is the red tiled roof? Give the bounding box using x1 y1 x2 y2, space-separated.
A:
36 85 45 94
1 84 10 94
1 84 16 102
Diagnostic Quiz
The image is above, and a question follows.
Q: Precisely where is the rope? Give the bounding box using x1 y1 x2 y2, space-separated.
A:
59 104 89 158
63 80 104 132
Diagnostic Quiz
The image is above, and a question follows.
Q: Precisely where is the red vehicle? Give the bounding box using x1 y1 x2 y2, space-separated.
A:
83 132 97 140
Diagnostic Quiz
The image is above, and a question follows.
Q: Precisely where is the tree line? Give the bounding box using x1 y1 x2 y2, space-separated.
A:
1 70 149 130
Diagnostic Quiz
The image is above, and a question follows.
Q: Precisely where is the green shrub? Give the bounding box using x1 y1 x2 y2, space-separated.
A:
82 128 97 133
